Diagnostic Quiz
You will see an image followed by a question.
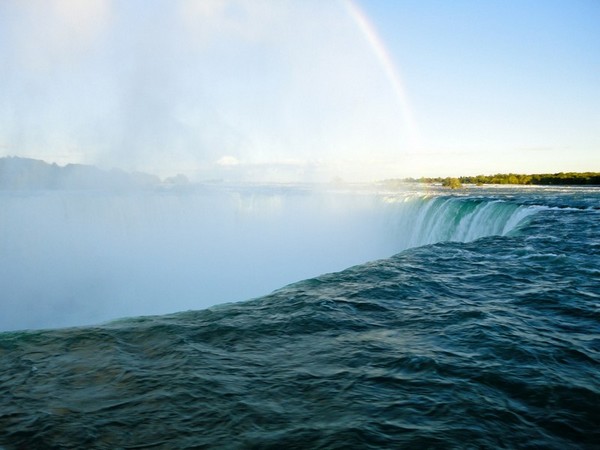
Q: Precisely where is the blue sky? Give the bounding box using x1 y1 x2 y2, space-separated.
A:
0 0 598 181
366 0 600 177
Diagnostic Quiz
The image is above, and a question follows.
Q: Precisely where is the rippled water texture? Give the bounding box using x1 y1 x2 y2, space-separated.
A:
0 186 599 448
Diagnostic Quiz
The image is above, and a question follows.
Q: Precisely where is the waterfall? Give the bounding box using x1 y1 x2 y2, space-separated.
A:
0 187 539 331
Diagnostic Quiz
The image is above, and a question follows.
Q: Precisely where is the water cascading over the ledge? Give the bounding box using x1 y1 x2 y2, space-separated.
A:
0 188 539 331
387 196 538 248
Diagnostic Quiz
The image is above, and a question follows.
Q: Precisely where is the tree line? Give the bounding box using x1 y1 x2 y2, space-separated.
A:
390 172 600 188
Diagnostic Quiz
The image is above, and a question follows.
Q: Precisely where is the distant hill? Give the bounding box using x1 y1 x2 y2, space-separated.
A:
0 157 161 190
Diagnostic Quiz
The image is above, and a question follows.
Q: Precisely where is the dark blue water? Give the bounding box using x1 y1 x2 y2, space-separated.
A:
1 186 598 448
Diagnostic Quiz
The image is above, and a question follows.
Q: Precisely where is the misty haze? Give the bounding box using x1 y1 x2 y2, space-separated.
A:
0 158 402 330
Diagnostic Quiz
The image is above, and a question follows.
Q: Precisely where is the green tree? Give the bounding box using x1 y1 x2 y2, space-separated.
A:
442 177 462 189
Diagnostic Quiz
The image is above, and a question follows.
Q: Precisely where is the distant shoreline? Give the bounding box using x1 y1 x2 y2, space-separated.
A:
383 172 600 188
2 156 599 189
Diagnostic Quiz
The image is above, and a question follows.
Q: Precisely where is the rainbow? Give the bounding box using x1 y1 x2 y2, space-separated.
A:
343 0 420 150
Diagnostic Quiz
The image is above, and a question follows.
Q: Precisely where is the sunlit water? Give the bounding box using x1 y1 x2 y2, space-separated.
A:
1 185 598 448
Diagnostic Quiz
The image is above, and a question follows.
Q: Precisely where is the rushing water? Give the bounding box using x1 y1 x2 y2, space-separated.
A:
1 185 599 448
